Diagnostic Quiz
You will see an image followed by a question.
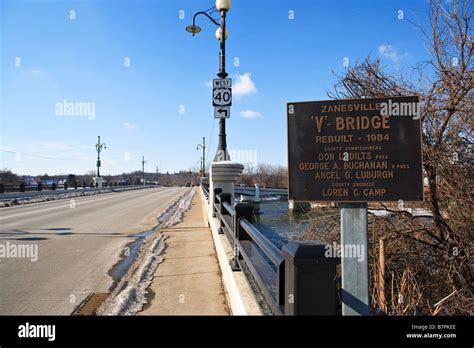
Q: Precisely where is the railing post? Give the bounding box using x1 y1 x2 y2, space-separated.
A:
282 241 337 315
230 202 254 271
220 193 231 215
209 161 244 213
219 193 232 234
213 188 222 218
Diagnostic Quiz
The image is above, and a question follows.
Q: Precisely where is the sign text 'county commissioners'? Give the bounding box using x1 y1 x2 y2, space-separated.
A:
287 96 424 202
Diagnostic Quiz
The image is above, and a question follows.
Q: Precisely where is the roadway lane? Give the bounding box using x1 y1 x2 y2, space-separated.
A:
0 186 188 315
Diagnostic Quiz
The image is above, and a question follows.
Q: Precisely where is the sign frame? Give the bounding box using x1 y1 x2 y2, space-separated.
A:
213 78 232 107
287 96 424 203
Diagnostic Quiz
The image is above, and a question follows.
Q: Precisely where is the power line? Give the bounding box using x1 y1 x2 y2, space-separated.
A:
0 149 88 161
206 118 216 160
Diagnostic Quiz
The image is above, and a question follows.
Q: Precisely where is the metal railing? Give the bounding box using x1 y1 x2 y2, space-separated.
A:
202 183 210 201
211 187 338 315
235 186 288 196
0 181 152 194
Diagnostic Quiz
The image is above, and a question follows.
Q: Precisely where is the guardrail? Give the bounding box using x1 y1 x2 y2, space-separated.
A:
209 185 338 315
202 184 210 201
235 186 288 196
0 181 152 194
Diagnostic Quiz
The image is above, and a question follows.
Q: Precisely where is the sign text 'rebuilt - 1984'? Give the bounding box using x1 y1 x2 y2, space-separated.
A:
287 96 424 202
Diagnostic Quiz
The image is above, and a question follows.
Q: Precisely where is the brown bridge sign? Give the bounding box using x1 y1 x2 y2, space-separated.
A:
287 96 424 202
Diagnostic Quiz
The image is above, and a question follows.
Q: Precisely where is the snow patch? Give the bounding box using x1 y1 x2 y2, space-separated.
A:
97 234 167 316
97 188 195 316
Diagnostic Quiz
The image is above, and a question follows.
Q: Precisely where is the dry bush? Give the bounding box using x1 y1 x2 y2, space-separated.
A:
300 204 473 315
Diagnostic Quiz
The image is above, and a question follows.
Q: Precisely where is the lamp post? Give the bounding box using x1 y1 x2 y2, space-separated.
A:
141 156 148 186
200 156 203 176
187 0 232 162
196 136 206 176
95 136 106 178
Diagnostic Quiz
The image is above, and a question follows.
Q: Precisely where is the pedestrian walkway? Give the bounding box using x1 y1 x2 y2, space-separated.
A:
140 188 229 315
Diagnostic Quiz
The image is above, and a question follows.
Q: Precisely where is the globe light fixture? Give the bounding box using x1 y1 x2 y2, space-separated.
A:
215 0 231 11
215 27 229 41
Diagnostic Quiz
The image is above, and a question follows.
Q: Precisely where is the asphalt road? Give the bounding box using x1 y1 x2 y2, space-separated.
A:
0 186 187 315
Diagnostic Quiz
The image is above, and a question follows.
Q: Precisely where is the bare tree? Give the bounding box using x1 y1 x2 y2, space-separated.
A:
0 169 20 185
237 164 288 188
327 0 473 314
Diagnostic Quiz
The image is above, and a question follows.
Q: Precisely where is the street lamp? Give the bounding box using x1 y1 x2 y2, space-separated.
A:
141 156 148 186
95 136 106 177
187 0 232 162
196 137 206 177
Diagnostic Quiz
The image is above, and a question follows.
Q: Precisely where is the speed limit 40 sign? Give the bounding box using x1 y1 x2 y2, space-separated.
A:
213 78 232 107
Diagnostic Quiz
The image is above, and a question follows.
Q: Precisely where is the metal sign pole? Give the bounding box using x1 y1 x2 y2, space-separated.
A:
340 202 369 315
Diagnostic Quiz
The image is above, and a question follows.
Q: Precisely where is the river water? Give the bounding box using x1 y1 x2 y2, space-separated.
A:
253 198 309 248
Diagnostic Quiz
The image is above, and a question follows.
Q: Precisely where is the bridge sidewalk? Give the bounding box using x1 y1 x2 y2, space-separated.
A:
140 188 229 315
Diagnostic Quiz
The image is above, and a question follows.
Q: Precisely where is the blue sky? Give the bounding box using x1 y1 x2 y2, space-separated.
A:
0 0 432 175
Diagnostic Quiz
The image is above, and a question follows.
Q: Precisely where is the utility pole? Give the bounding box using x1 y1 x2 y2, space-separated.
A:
196 136 206 176
95 136 106 178
141 156 148 186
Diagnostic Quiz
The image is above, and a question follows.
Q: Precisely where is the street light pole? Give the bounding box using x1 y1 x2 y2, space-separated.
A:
215 6 229 162
196 136 206 176
200 156 203 176
187 0 232 163
141 156 148 186
95 136 106 178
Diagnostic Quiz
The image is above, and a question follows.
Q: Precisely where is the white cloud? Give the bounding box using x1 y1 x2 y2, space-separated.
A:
240 109 262 119
123 122 137 129
378 44 408 65
234 73 257 97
